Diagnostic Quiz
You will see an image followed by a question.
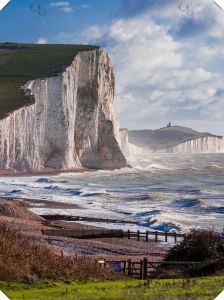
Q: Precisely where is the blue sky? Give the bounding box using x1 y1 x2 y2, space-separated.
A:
1 0 224 134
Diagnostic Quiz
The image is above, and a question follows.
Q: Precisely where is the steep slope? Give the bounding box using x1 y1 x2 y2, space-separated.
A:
0 43 98 119
129 126 223 153
0 45 127 171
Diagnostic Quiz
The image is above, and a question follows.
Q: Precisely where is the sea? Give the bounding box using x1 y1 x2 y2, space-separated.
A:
0 153 224 233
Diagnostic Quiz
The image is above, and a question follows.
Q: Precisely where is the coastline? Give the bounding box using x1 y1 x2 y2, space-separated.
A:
0 167 94 178
0 198 167 261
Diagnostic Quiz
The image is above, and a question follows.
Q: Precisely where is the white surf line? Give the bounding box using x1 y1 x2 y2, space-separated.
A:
0 0 11 11
214 0 224 10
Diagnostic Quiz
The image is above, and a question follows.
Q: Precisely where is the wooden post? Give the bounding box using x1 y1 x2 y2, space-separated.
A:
128 230 130 240
137 230 140 241
165 232 168 243
146 231 149 242
174 232 177 244
155 231 158 242
139 260 143 280
123 261 126 275
143 257 148 280
127 259 132 276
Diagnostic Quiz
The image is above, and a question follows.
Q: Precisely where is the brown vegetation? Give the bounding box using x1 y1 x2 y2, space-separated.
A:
0 224 114 281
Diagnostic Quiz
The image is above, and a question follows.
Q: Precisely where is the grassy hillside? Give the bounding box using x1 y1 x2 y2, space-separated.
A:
129 125 221 150
2 277 224 300
0 43 99 119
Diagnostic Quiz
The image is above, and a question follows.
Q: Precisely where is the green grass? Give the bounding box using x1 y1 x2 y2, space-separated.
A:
0 43 98 118
1 277 224 300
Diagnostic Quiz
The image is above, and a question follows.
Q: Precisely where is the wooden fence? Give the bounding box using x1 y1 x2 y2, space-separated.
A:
101 258 201 279
125 230 185 243
42 228 185 244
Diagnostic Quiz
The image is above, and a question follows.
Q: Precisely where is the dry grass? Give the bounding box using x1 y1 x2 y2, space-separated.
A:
0 224 114 282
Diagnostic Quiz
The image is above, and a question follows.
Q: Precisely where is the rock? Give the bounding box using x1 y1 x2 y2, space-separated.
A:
0 49 127 171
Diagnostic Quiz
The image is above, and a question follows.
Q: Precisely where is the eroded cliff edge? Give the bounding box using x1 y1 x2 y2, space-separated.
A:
0 49 128 171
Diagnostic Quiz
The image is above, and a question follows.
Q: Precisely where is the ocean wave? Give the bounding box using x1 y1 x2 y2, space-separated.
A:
134 162 171 172
81 191 108 197
171 199 201 208
5 189 23 195
44 185 81 196
35 178 55 183
35 178 68 184
206 206 224 214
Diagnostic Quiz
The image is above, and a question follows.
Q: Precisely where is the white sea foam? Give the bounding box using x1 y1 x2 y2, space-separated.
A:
0 153 224 232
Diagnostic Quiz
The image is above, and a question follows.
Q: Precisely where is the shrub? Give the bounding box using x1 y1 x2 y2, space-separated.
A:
0 224 114 281
165 228 224 262
155 229 224 278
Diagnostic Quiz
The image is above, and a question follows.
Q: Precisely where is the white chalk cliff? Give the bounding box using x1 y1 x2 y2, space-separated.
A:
167 137 224 153
0 49 127 171
128 137 224 154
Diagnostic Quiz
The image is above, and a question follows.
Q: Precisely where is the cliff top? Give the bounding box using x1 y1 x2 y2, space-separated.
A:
129 125 221 150
0 43 99 119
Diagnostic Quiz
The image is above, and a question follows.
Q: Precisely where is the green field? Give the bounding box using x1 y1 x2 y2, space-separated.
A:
1 277 223 300
0 43 98 118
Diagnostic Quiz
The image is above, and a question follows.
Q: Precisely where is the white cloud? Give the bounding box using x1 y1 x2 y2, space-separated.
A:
36 38 48 44
50 1 73 13
54 5 224 134
49 1 90 13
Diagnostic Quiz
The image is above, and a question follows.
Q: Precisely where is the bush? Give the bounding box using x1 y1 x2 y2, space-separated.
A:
155 229 224 278
0 224 114 281
165 228 224 262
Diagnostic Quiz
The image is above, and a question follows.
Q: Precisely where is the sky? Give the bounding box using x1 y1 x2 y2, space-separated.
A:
1 0 224 134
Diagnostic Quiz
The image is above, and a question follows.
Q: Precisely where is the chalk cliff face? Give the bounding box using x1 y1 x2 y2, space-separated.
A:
0 49 127 171
128 137 224 155
167 137 224 154
128 126 224 155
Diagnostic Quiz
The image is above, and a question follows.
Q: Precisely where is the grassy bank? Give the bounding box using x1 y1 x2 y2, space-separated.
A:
0 43 98 118
1 277 224 300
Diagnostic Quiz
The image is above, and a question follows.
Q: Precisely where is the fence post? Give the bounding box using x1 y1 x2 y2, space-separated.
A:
128 230 130 240
143 257 148 280
155 231 158 242
139 260 143 280
174 232 177 244
146 231 149 242
137 230 140 241
165 232 168 243
127 259 132 276
123 261 126 275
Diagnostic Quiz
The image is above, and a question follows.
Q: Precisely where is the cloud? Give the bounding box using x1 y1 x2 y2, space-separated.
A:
119 0 224 40
50 1 73 13
36 38 48 44
49 1 90 13
54 1 224 134
80 16 224 133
